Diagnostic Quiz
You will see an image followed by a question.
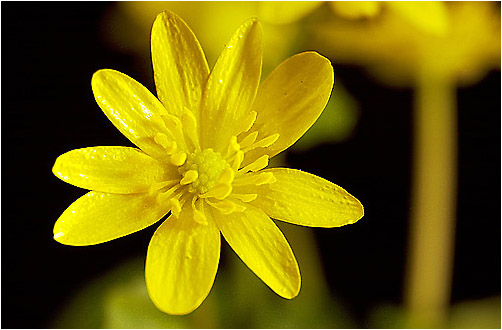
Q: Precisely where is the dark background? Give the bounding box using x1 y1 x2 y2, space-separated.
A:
2 2 500 328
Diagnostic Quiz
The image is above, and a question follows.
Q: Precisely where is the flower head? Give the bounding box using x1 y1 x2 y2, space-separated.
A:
312 2 500 86
53 11 364 315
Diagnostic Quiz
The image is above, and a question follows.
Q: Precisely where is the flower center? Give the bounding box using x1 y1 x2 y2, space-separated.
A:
179 149 230 195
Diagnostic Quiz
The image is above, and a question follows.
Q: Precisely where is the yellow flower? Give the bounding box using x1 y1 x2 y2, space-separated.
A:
52 11 364 315
312 1 500 86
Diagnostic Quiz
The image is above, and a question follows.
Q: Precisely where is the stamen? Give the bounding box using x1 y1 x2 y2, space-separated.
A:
175 193 191 215
161 113 182 133
181 107 200 151
241 133 280 153
238 131 259 149
149 179 179 195
238 155 269 173
169 197 182 217
154 133 176 153
200 183 232 200
170 151 187 166
226 136 240 157
161 114 188 151
231 151 244 172
156 183 181 204
191 197 207 225
206 199 246 214
180 170 198 185
233 172 277 186
232 193 258 203
199 167 235 199
236 111 257 135
218 167 235 185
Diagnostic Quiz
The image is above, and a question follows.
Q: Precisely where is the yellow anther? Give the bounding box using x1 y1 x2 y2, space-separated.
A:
238 131 259 149
236 111 257 135
155 183 180 204
242 133 280 152
200 183 232 200
207 199 246 214
216 184 233 199
170 152 187 166
154 133 176 153
218 167 235 185
261 133 280 147
193 209 207 224
234 172 277 186
191 197 207 225
160 113 189 151
228 135 240 154
169 198 182 217
180 170 198 185
181 107 196 126
239 155 269 173
149 179 178 195
255 172 276 185
255 172 277 185
232 150 245 172
149 181 166 195
256 133 280 147
155 192 166 205
181 107 200 150
232 193 258 203
154 132 169 147
161 114 181 132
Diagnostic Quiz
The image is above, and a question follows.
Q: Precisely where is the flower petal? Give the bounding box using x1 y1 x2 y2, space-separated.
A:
146 207 221 315
212 203 300 299
243 52 334 166
151 11 209 118
53 146 178 194
200 19 263 151
91 69 177 162
237 168 364 227
54 191 169 246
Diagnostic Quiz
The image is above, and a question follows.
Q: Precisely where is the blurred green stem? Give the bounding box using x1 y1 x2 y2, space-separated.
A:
405 70 457 328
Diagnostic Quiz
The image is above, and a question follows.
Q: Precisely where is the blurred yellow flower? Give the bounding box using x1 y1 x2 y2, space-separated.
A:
259 1 448 36
328 1 448 35
52 11 363 315
312 1 500 86
106 1 304 71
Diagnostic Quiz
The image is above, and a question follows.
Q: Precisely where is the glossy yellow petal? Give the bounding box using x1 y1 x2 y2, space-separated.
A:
243 52 333 166
54 191 169 246
212 203 300 299
151 11 209 119
200 19 262 151
53 146 178 194
146 207 220 315
237 168 364 227
91 69 177 162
